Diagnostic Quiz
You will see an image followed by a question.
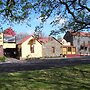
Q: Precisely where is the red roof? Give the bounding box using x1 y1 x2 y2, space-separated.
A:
17 36 54 45
71 32 90 37
85 44 90 47
3 28 16 36
17 36 31 45
38 37 53 44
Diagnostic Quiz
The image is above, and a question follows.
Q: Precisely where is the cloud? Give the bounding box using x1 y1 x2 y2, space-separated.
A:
55 16 67 25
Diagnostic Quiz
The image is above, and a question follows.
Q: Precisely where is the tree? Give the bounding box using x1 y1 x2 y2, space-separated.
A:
0 0 32 21
16 32 29 43
0 0 90 34
34 25 47 39
32 0 90 34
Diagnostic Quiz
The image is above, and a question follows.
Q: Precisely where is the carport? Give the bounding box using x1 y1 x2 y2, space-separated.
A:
4 48 17 58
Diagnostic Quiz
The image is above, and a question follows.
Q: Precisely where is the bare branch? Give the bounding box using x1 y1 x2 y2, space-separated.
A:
59 0 90 25
78 0 90 12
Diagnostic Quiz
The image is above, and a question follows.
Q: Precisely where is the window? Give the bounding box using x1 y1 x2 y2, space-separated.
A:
29 39 34 45
72 48 76 52
85 47 87 50
89 47 90 52
83 41 85 46
77 38 80 45
88 41 90 44
80 45 84 50
63 48 67 52
67 47 71 52
30 45 34 53
63 47 67 54
52 47 55 53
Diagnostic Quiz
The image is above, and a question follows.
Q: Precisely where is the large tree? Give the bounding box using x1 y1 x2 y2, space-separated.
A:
0 0 90 34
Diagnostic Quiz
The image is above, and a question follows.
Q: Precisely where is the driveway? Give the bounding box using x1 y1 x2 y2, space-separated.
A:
0 56 90 72
5 58 20 63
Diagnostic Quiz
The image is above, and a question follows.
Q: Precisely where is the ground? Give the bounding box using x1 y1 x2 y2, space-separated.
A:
0 56 90 72
0 64 90 90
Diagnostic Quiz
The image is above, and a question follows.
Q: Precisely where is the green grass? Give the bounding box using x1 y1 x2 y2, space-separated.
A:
0 64 90 90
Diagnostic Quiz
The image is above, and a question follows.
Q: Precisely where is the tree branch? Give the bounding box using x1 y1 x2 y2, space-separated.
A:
78 0 90 12
59 0 90 25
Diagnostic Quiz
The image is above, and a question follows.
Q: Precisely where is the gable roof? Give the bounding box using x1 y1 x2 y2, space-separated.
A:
59 38 71 45
17 36 61 45
17 36 31 45
38 37 61 44
3 27 16 36
38 37 52 43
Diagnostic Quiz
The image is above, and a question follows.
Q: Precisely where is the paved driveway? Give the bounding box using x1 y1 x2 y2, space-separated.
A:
0 56 90 72
5 58 20 63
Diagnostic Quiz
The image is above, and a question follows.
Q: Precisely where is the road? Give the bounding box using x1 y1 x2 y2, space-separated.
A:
0 56 90 72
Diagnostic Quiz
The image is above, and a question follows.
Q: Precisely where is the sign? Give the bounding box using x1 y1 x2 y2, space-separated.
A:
4 35 16 43
3 28 16 36
3 28 16 43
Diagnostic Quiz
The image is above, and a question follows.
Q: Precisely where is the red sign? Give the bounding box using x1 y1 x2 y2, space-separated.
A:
3 28 16 36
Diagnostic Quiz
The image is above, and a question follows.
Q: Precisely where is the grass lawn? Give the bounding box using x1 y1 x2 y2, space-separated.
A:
0 64 90 90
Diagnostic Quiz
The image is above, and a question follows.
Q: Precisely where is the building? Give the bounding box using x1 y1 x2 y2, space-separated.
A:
64 31 90 55
59 39 76 55
17 36 62 59
0 28 16 57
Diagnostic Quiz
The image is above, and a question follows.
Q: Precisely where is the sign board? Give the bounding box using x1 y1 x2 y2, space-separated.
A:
4 35 16 43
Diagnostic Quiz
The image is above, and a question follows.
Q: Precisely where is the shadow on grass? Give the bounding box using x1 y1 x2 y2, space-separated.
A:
0 64 90 90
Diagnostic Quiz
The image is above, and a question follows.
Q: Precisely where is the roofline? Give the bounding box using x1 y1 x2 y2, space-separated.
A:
62 45 76 48
52 37 62 45
17 35 33 45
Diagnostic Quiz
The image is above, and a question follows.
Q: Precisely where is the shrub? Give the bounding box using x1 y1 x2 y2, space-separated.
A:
0 56 6 62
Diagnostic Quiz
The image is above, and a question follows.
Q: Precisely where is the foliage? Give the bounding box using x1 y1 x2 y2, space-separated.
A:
32 0 90 34
0 0 32 21
0 56 6 62
0 0 90 34
0 64 90 90
34 26 47 39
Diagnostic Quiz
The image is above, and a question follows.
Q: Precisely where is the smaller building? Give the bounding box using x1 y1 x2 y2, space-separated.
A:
60 39 76 55
17 36 62 59
62 46 76 55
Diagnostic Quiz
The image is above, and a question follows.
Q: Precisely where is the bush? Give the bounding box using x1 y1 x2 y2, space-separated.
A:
0 56 6 62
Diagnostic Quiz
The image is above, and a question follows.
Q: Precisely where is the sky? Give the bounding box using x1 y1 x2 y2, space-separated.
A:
1 14 65 38
2 1 90 38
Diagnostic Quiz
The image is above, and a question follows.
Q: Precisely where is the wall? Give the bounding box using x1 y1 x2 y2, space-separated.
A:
0 45 3 56
21 36 33 58
42 38 61 57
73 36 90 54
3 43 16 49
21 37 42 59
29 40 42 58
0 33 3 45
